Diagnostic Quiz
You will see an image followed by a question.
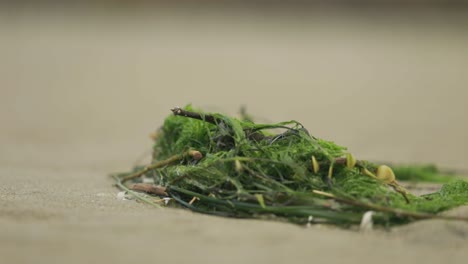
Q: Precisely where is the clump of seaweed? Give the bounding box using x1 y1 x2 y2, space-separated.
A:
112 105 468 227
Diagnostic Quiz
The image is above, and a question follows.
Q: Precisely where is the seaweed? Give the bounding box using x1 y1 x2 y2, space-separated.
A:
390 164 464 183
112 105 468 227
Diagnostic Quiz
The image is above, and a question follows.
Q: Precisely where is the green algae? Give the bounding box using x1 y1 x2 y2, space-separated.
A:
391 164 464 183
113 105 468 227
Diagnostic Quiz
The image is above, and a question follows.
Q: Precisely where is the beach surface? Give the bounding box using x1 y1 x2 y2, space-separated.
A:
1 7 468 263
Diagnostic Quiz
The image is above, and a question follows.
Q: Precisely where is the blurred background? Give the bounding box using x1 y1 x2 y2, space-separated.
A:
1 1 468 171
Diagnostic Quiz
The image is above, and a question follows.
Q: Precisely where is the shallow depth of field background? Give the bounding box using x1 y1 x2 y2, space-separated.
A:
1 2 468 264
3 3 468 171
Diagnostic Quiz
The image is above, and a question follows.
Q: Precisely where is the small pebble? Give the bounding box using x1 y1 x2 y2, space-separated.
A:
360 211 374 232
117 191 132 201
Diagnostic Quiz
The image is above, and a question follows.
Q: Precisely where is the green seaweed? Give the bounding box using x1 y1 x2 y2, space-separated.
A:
113 105 468 227
391 164 464 183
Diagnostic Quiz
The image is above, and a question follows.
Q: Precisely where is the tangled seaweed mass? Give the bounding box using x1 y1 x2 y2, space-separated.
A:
112 105 468 227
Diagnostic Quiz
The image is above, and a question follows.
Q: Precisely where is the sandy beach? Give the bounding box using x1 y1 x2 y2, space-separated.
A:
1 7 468 263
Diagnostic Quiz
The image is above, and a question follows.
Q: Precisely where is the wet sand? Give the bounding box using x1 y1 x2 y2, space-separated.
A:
1 7 468 263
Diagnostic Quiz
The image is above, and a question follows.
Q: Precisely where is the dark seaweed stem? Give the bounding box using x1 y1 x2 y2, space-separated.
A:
171 107 219 125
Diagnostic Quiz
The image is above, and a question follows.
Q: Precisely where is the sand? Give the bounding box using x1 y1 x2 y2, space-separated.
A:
1 7 468 264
